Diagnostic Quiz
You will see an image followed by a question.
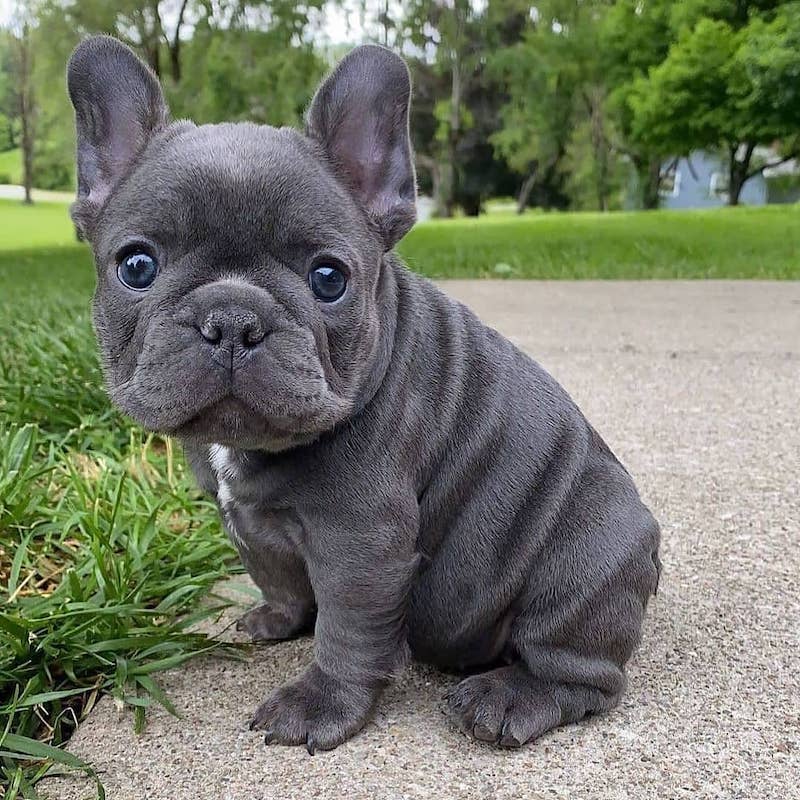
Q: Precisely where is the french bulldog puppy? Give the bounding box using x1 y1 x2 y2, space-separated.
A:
67 35 661 753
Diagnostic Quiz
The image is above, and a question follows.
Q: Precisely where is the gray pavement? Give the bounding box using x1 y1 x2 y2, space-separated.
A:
0 184 74 203
41 281 800 800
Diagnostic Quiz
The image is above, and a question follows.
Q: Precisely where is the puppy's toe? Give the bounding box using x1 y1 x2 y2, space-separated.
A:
236 603 306 642
249 663 379 752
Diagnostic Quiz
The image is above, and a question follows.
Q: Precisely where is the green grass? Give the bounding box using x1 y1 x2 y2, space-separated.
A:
0 200 77 250
0 195 797 797
0 220 245 798
398 205 800 279
0 150 22 186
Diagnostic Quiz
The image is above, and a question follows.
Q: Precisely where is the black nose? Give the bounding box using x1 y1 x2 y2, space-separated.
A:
199 307 267 349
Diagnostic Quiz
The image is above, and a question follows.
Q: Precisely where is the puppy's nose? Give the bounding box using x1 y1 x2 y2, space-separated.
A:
199 307 267 349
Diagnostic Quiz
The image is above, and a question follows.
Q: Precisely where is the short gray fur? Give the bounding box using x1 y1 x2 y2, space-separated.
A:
66 35 661 753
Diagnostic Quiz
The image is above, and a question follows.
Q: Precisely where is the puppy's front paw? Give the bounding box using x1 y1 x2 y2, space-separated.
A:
236 603 312 642
250 664 380 752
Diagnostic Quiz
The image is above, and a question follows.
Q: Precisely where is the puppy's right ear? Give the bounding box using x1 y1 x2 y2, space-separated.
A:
67 35 168 237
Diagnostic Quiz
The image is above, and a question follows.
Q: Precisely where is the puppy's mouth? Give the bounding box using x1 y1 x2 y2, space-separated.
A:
172 395 328 451
109 333 352 449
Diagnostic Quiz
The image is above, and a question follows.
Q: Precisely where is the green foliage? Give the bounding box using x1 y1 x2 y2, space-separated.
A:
0 30 20 152
735 3 800 134
628 0 800 203
4 0 800 213
597 0 674 208
563 117 626 212
490 23 575 176
167 27 324 126
491 0 638 212
403 0 527 215
669 0 785 32
630 18 739 153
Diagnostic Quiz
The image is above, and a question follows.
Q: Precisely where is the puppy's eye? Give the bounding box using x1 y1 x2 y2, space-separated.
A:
118 252 158 291
309 264 347 303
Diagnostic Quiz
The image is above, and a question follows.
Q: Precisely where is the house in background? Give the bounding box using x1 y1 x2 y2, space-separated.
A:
657 148 800 209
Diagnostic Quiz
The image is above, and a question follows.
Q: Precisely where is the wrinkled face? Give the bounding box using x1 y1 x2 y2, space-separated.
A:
68 37 416 450
91 125 383 449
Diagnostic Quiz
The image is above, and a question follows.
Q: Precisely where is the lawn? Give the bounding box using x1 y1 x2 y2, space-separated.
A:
401 204 800 279
0 197 798 797
0 150 22 186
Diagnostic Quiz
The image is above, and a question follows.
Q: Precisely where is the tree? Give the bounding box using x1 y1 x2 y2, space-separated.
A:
490 26 575 212
493 0 620 213
168 24 325 126
12 0 327 193
401 0 526 216
5 1 37 202
630 6 800 205
16 24 33 203
599 0 674 209
0 31 21 152
404 0 480 216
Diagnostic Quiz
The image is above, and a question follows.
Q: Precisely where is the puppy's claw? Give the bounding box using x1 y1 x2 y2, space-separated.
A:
264 730 276 745
499 720 521 748
473 723 496 743
306 736 316 756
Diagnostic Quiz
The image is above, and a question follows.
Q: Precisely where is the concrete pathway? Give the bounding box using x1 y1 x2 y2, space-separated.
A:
41 282 800 800
0 184 73 203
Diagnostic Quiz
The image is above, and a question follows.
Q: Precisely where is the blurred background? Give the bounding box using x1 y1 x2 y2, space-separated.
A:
2 0 800 215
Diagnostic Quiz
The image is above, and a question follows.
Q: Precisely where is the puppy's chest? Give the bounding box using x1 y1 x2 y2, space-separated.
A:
206 444 303 552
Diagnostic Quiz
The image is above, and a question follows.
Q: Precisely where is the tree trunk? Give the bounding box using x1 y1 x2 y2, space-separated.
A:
17 24 34 204
728 142 755 206
462 195 481 216
516 164 538 214
585 87 610 212
442 53 462 218
415 153 446 218
169 40 181 82
642 157 661 210
136 1 162 78
168 0 190 82
438 161 454 217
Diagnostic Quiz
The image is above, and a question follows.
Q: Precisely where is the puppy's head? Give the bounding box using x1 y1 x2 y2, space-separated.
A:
67 36 416 450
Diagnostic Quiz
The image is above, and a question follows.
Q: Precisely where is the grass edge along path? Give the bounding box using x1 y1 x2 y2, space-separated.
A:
1 199 799 279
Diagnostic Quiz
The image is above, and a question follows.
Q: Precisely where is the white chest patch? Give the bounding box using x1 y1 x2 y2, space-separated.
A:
208 444 248 550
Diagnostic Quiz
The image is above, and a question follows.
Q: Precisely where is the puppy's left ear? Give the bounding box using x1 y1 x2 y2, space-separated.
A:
307 45 416 250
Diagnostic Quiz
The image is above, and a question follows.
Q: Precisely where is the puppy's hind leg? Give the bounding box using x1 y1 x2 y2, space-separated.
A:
446 562 651 747
445 657 624 748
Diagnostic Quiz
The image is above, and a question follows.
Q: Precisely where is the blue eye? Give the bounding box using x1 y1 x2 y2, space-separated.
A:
309 263 347 303
118 252 158 290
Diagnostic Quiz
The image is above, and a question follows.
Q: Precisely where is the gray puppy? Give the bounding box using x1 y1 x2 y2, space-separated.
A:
67 35 660 753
